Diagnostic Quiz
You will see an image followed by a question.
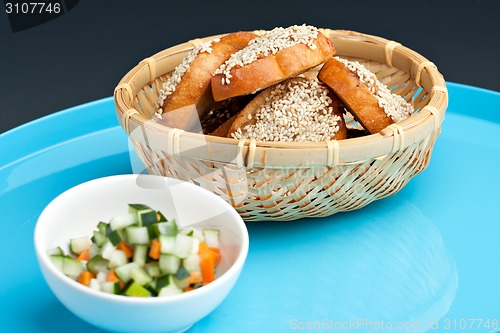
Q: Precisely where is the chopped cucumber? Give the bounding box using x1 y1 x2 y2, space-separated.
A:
144 281 159 296
129 204 158 227
145 262 161 278
203 229 220 249
159 235 176 254
47 247 64 256
87 255 109 275
100 240 116 260
92 230 107 247
97 221 108 234
156 274 171 290
175 266 190 280
123 281 151 297
105 222 112 236
89 243 100 258
54 204 221 298
183 254 200 272
148 221 177 238
50 255 64 271
138 209 158 227
190 237 200 255
158 275 182 297
101 281 121 294
62 256 85 279
173 275 190 289
96 271 108 283
159 254 180 274
157 220 178 236
107 229 125 246
89 278 101 291
110 213 137 230
128 204 152 213
173 266 190 289
191 228 205 242
108 250 129 268
125 226 149 245
130 266 152 286
70 236 92 255
115 262 140 283
147 224 161 239
173 234 195 259
133 245 148 266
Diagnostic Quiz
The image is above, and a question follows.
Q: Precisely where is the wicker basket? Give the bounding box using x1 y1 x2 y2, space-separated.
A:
113 29 447 221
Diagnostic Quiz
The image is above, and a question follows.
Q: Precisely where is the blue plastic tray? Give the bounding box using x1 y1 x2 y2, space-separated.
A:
1 82 499 332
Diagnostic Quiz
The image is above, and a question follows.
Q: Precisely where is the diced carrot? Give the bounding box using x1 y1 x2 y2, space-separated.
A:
183 286 195 292
208 247 220 254
188 271 203 285
76 248 90 261
107 269 120 282
149 239 161 260
198 242 215 285
200 256 215 285
107 269 125 289
209 247 221 266
117 241 134 259
77 271 95 286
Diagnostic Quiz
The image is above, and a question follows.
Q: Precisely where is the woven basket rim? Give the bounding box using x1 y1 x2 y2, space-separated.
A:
114 28 448 167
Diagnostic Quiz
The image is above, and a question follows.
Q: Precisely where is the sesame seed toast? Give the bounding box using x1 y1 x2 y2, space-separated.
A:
211 26 335 102
318 57 413 134
156 31 258 130
226 77 347 142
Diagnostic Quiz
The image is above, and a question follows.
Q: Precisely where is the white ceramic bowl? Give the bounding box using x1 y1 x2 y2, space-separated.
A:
34 175 249 333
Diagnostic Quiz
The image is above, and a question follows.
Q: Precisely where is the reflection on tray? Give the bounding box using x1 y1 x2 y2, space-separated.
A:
246 198 458 332
322 199 458 330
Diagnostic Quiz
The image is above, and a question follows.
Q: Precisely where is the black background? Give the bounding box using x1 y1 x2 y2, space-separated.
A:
0 0 499 134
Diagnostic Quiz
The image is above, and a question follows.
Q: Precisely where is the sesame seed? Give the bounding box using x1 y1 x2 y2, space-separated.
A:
214 25 319 84
334 57 414 122
231 78 341 142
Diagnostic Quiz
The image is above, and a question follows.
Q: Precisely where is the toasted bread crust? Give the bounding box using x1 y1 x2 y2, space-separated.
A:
211 31 335 102
328 93 348 140
318 57 394 134
158 32 257 130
